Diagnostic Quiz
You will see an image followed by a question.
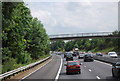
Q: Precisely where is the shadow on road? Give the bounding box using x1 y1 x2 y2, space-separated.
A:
60 72 80 75
105 76 120 81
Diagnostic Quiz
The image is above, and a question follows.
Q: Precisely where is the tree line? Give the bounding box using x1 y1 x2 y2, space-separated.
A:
2 2 50 73
50 31 120 53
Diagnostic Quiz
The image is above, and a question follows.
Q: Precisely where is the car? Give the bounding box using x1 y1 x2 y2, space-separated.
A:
112 62 120 79
65 61 81 74
78 54 85 59
88 51 93 54
108 52 118 58
57 52 62 55
78 52 85 59
96 52 103 56
72 52 78 57
66 53 73 61
84 54 94 62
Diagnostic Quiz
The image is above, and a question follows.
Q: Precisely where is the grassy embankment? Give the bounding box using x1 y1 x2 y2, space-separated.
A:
79 47 115 54
2 54 50 73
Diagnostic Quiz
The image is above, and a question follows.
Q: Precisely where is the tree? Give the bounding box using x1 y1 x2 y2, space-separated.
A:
50 40 65 51
2 2 50 73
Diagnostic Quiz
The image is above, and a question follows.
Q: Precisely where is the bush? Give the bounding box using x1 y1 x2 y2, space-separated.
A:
16 51 32 64
2 58 17 73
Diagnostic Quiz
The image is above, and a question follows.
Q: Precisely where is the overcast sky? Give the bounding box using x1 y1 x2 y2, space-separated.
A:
25 1 118 35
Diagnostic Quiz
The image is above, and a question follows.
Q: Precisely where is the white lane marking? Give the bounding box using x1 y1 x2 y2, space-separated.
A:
96 76 101 79
84 66 86 67
54 56 63 81
88 69 92 72
19 59 52 81
94 60 112 66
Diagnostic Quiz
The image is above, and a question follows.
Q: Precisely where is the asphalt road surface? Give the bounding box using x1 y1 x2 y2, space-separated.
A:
21 54 120 81
21 54 61 81
59 55 113 80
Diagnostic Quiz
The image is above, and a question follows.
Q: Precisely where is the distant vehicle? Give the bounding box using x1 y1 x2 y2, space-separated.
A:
70 51 73 54
84 54 94 62
72 48 79 57
64 52 73 58
57 52 62 55
64 52 68 58
78 52 85 59
88 51 93 54
108 52 118 58
65 61 81 74
66 53 73 61
72 52 79 57
96 52 103 56
112 62 120 79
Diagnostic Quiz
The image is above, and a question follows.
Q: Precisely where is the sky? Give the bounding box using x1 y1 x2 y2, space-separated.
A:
25 1 118 35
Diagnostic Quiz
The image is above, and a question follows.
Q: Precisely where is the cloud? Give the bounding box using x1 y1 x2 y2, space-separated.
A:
31 10 51 20
26 2 118 35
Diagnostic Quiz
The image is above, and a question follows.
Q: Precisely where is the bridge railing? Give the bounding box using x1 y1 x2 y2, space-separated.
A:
49 32 113 38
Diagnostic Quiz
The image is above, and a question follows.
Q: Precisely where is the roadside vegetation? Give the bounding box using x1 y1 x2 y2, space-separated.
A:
2 2 50 73
50 31 120 53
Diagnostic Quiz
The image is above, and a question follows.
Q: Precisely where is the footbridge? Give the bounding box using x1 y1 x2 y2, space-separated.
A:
49 32 120 41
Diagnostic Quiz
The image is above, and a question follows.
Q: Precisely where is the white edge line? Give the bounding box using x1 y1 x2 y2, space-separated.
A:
96 76 101 79
94 60 112 66
19 59 52 81
54 56 63 81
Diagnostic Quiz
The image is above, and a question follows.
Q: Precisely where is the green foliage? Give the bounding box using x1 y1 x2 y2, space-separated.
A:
2 2 50 73
2 47 12 63
112 31 120 51
16 52 32 64
51 31 120 53
51 40 65 51
2 58 17 73
64 41 74 51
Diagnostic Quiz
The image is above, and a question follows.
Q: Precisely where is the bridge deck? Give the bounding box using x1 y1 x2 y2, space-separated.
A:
49 32 120 40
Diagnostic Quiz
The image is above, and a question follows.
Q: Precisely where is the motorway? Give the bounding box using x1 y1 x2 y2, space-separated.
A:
21 55 61 81
21 54 120 81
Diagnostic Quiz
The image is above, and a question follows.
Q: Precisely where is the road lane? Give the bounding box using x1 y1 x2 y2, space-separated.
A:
20 53 119 81
58 55 119 81
82 60 112 79
21 54 61 80
59 56 97 79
